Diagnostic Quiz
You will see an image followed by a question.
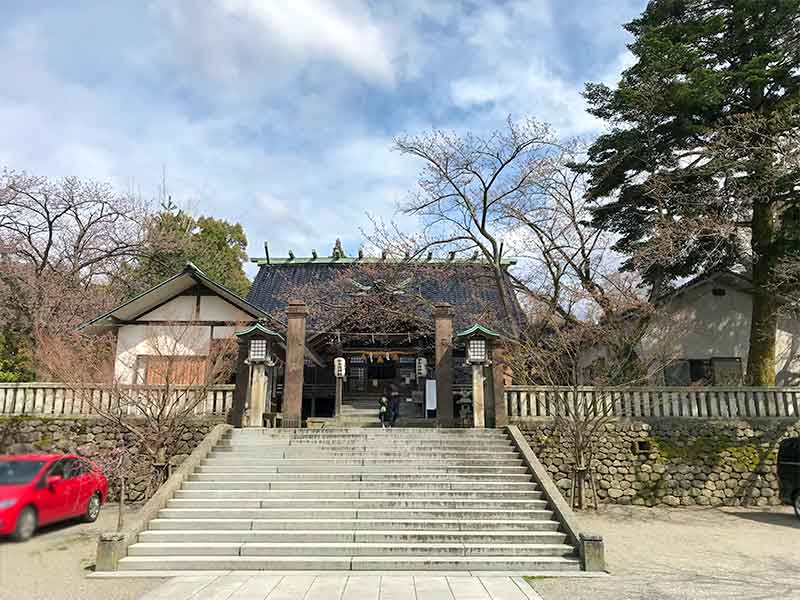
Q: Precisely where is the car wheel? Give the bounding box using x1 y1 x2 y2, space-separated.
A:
12 506 37 542
794 491 800 520
83 492 102 523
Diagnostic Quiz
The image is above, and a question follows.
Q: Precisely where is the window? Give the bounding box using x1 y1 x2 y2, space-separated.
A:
710 357 742 385
136 355 208 385
663 357 742 386
0 460 45 485
61 458 81 480
663 360 691 385
348 357 367 392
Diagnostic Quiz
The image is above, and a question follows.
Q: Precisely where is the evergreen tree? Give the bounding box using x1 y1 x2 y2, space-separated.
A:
122 204 251 296
0 328 34 383
582 0 800 384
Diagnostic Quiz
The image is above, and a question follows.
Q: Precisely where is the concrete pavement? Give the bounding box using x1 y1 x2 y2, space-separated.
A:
137 573 545 599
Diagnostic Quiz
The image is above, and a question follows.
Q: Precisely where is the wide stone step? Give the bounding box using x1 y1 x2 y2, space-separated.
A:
147 518 561 531
209 448 520 458
226 429 508 436
223 431 510 439
122 428 582 574
194 465 529 474
215 442 515 451
138 529 568 545
117 555 581 572
189 472 533 482
202 454 523 469
157 507 554 520
127 541 575 557
166 498 548 510
180 480 539 491
222 438 511 445
173 489 544 500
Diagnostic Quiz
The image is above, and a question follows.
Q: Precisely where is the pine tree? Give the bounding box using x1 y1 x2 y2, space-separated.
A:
582 0 800 384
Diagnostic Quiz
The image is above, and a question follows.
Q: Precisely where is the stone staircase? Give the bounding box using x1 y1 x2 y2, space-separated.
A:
118 428 581 572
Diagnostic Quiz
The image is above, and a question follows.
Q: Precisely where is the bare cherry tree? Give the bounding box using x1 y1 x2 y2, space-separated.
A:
36 324 237 495
524 286 686 509
0 170 152 369
386 117 562 338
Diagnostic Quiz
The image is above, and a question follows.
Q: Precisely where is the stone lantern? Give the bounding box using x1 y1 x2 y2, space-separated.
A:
234 323 285 427
455 323 500 428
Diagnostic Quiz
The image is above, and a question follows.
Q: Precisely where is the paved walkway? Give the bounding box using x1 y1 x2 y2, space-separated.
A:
138 573 544 600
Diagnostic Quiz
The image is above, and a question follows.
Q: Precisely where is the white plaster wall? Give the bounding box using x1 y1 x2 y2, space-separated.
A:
115 325 211 384
641 281 753 363
143 296 196 320
578 280 800 384
776 317 800 385
199 296 253 321
113 294 259 383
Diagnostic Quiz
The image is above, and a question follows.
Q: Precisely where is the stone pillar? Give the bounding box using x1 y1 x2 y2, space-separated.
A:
335 377 343 417
283 300 308 427
471 364 485 428
434 302 454 427
247 363 268 427
580 533 606 571
492 343 508 428
230 340 249 428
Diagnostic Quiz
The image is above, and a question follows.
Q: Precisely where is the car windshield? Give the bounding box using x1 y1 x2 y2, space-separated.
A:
0 460 46 485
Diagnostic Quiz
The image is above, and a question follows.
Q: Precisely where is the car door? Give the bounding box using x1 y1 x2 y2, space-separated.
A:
34 459 68 524
72 459 95 515
58 458 84 518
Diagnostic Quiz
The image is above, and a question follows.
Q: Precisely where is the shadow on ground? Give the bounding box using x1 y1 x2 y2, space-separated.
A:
726 510 800 529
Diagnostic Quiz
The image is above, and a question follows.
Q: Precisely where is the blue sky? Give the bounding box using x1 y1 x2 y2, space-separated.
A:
0 1 645 271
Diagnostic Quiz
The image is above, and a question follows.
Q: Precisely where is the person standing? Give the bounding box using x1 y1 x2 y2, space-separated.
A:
378 390 389 428
389 383 401 427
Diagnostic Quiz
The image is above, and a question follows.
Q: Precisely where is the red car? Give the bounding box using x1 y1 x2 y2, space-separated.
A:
0 454 108 541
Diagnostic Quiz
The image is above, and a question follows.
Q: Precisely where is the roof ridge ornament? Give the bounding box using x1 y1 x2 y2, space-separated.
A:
332 238 345 259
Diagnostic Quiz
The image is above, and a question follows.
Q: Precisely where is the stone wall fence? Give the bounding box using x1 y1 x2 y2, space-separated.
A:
519 418 799 507
0 415 223 501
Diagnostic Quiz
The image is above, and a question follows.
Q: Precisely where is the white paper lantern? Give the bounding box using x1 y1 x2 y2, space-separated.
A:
334 357 347 378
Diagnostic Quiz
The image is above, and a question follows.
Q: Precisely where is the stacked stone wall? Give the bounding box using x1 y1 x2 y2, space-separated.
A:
0 415 222 502
519 418 800 507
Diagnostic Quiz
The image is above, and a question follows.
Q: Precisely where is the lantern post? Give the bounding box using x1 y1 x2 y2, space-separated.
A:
334 356 346 417
234 323 284 427
455 324 500 428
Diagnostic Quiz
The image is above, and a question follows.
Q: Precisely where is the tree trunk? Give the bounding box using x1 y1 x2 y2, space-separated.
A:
116 473 125 531
492 263 520 339
746 201 778 385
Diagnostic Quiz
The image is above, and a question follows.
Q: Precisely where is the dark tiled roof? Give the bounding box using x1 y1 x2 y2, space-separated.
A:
246 262 524 332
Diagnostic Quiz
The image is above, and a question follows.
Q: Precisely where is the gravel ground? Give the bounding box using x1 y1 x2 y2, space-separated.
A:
530 504 800 600
0 504 163 600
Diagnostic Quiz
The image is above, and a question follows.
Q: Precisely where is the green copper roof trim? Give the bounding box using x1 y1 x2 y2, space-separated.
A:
455 323 501 339
251 256 517 266
235 323 285 340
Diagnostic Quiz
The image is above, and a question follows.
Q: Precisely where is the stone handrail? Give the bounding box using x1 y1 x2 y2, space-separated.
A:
505 385 800 419
506 425 605 572
95 422 233 571
0 382 235 417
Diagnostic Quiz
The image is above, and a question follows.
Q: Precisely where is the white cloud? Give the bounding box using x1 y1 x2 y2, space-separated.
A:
0 0 647 275
450 60 604 137
154 0 395 85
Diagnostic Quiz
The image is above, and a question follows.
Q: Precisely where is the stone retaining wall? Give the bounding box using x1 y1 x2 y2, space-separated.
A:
0 415 222 502
520 418 800 507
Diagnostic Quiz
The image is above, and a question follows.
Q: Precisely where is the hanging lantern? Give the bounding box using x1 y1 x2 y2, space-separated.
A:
334 357 346 378
416 357 428 378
